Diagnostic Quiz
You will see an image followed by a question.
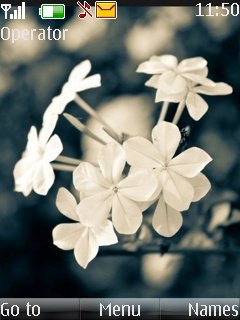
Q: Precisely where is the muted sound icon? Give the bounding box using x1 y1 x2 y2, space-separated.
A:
1 2 26 19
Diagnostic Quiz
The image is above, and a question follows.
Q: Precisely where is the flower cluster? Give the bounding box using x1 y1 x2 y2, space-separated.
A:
13 55 233 268
137 55 232 121
14 60 101 197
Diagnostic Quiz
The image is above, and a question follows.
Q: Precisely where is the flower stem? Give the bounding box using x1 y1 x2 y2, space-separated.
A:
74 94 121 143
52 163 76 172
63 113 106 145
56 155 81 165
172 100 186 125
158 101 169 123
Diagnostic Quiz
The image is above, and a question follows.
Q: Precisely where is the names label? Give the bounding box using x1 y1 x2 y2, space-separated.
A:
189 302 239 317
161 298 240 320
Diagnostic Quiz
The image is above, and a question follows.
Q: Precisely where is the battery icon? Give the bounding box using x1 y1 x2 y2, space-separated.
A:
39 4 65 19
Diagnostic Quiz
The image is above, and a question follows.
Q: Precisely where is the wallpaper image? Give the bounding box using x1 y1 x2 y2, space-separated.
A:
0 5 240 297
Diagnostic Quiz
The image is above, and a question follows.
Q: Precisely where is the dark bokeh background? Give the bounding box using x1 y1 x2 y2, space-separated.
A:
0 6 240 297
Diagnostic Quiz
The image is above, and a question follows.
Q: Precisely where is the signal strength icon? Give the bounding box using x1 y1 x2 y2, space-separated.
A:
1 2 26 20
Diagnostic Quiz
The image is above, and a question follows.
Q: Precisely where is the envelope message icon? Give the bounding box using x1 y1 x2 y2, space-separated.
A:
96 1 117 19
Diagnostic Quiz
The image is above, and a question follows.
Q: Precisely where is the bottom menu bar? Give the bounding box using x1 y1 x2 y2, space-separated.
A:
0 299 239 319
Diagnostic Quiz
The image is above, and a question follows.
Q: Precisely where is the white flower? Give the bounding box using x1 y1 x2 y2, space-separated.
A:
73 142 158 235
13 120 63 196
137 55 214 102
43 60 101 122
53 188 118 269
152 172 211 238
123 121 212 212
184 81 233 120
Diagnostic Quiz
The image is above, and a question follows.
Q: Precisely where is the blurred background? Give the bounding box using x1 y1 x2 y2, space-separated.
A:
0 5 240 297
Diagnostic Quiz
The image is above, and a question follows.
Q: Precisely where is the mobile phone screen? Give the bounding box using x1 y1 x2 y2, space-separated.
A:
0 0 239 316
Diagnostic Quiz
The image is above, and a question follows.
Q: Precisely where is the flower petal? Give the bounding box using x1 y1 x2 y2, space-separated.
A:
14 157 35 183
73 162 109 193
74 74 101 92
33 162 55 195
152 197 183 237
145 75 160 89
98 142 126 184
152 122 181 164
43 93 71 123
13 158 35 196
152 168 168 199
188 173 211 202
127 166 162 204
39 117 58 148
155 88 186 103
112 193 143 234
177 57 207 73
123 137 162 168
60 83 76 103
76 190 113 226
92 220 118 246
158 71 187 95
25 126 39 154
53 223 84 250
44 134 63 162
169 147 212 178
74 228 99 268
194 82 233 96
68 60 91 85
137 199 157 212
137 61 167 74
163 170 194 211
42 109 59 130
186 92 209 121
183 73 215 86
150 55 178 69
15 182 33 197
118 169 158 202
194 67 208 78
56 187 79 221
43 100 60 120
